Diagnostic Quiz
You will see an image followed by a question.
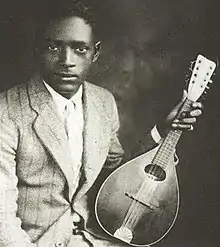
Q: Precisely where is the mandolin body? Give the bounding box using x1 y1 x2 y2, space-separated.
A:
95 146 179 246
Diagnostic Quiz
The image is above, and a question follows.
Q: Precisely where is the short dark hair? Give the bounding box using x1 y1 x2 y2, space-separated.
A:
34 0 100 45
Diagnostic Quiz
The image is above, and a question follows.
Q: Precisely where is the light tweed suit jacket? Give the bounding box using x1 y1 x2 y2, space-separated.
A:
0 75 157 247
0 74 128 246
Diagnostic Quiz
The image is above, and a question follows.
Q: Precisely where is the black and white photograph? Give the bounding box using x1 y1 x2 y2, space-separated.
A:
0 0 219 246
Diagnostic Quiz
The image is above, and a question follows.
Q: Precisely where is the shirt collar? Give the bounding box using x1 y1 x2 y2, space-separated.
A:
43 81 83 107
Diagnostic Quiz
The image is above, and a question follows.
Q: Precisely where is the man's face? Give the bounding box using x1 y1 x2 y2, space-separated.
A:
38 16 99 98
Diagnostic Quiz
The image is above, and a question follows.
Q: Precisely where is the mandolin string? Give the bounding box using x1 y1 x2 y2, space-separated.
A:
128 178 159 229
122 183 145 227
124 178 157 230
122 180 148 228
123 185 147 229
149 129 180 177
128 181 151 227
128 181 153 229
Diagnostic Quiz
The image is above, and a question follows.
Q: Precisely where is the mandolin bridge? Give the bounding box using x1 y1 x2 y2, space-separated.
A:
125 192 159 210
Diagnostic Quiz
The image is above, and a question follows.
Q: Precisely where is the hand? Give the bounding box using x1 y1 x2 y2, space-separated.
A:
157 90 203 136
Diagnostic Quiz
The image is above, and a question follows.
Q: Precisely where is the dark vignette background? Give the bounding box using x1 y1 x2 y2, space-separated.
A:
0 0 220 246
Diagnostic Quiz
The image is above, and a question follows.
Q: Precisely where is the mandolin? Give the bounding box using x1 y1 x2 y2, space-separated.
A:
95 55 216 246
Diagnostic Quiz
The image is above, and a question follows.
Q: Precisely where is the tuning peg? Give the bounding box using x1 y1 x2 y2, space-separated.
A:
189 60 196 71
209 79 213 84
206 86 210 90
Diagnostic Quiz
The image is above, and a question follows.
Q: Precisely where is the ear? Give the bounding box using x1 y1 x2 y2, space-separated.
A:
92 41 101 62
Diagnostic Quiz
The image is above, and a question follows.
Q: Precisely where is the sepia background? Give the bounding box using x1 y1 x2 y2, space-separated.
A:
0 0 220 246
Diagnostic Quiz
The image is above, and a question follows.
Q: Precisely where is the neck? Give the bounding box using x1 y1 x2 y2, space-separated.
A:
59 85 82 99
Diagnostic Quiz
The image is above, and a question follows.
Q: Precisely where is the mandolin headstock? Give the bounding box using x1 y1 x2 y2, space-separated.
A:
187 54 216 102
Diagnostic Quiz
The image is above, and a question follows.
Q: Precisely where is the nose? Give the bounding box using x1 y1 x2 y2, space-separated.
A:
60 46 76 68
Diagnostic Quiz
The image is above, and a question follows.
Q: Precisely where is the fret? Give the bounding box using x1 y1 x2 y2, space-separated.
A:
153 130 182 169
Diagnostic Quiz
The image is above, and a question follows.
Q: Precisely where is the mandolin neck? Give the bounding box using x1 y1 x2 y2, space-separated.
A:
152 98 193 169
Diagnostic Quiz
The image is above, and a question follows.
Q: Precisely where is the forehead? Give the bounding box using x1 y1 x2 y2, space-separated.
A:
44 16 94 44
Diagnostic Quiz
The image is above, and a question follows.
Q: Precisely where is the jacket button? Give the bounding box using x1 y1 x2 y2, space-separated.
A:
72 212 81 223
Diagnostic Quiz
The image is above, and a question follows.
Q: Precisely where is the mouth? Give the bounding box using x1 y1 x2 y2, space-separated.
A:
55 73 78 80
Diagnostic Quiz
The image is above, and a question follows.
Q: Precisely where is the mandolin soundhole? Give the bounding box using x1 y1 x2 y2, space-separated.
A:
144 164 166 181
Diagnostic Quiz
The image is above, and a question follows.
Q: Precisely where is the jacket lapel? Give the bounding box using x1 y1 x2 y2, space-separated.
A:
28 77 110 202
28 76 76 201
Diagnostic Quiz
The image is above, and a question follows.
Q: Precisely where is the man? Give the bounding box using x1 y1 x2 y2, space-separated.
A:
0 1 202 247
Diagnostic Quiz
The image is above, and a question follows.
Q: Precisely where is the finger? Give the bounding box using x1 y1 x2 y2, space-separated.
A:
172 123 193 129
192 102 203 109
181 109 202 118
189 109 202 117
176 117 197 124
189 125 194 131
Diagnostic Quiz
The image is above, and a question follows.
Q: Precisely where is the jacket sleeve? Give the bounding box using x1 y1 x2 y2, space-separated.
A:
0 109 36 247
103 92 161 165
102 92 160 170
103 94 125 172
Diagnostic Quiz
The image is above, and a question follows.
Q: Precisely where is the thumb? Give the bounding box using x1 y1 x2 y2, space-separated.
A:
164 89 188 127
181 89 188 102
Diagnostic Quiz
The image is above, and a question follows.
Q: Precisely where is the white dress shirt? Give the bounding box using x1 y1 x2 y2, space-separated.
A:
44 82 84 190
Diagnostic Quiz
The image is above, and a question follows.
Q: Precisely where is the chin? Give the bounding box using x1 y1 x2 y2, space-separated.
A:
54 81 82 96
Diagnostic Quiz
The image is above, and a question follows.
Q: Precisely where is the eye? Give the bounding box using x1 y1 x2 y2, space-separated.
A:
48 44 61 52
75 47 89 54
